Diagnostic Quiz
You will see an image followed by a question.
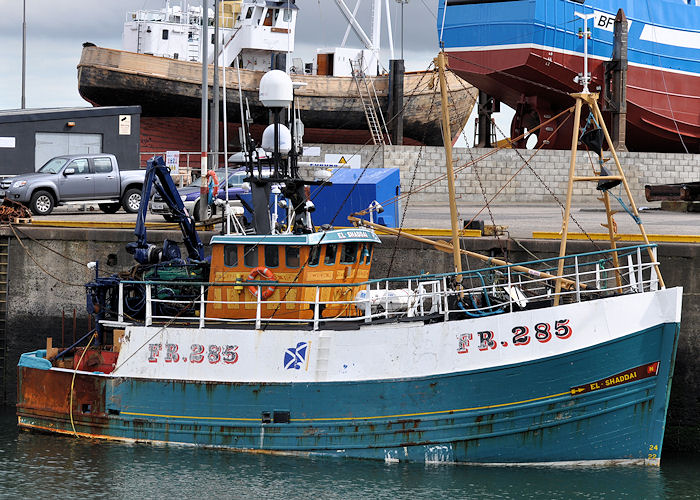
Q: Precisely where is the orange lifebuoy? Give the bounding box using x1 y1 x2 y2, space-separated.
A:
247 267 277 300
206 170 220 196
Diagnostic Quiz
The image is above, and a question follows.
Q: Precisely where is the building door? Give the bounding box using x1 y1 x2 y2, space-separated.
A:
35 132 102 171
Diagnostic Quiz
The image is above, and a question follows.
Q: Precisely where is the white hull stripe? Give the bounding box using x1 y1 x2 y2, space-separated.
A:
640 24 700 51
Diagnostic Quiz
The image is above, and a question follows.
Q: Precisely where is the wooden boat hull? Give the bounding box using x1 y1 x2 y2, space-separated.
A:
77 46 477 147
17 288 681 464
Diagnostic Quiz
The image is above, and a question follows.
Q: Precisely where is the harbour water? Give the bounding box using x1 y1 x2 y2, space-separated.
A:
0 410 698 499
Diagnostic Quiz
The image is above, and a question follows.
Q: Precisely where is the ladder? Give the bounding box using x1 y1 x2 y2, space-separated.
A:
136 22 143 54
188 32 201 62
351 61 392 146
0 237 8 405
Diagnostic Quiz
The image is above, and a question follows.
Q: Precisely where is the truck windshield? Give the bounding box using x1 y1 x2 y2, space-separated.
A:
38 158 69 174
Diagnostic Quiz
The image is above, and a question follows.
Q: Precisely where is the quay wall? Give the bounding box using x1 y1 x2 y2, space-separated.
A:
0 226 698 452
300 144 700 206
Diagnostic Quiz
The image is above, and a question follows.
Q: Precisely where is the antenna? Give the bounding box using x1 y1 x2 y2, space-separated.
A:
574 12 595 94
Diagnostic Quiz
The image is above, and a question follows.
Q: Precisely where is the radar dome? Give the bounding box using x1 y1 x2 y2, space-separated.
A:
262 124 292 154
259 70 293 108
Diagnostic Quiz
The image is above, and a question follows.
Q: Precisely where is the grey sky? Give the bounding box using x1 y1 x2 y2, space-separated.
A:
0 1 512 145
0 1 441 110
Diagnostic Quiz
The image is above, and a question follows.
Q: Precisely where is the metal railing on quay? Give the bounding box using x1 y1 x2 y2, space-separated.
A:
139 152 232 187
111 244 662 330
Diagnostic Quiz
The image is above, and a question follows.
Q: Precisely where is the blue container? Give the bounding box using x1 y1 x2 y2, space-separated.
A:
309 168 401 228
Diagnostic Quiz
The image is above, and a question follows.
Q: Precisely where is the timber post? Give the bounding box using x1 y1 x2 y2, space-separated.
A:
388 59 405 145
603 8 628 152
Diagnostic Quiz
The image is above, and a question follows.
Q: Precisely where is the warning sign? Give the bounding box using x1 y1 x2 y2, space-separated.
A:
325 153 361 169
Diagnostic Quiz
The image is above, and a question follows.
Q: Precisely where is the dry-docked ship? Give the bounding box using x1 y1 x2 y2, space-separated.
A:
77 0 476 151
438 0 700 152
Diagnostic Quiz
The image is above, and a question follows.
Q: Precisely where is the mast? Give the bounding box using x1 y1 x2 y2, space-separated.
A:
434 51 462 282
200 0 209 222
553 12 664 305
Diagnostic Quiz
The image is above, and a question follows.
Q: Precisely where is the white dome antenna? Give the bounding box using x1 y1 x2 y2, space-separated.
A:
259 70 293 108
262 124 292 155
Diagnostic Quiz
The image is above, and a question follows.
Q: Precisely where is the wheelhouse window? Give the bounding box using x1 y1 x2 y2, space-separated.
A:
324 244 337 266
224 245 238 267
308 246 321 266
243 245 258 267
340 242 358 264
286 246 300 268
264 246 279 268
361 244 373 265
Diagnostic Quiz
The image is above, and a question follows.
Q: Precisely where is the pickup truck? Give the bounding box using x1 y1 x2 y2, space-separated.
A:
0 154 146 215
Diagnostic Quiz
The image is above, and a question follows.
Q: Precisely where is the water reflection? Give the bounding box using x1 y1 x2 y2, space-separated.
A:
1 409 698 499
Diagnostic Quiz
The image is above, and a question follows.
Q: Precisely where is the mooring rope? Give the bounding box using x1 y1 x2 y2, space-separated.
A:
69 331 97 437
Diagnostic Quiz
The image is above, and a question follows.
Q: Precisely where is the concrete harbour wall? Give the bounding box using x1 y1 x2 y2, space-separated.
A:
0 226 698 452
301 144 700 206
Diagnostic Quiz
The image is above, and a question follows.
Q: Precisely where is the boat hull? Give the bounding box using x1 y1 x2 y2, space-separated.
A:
77 46 477 148
17 289 681 464
439 0 700 152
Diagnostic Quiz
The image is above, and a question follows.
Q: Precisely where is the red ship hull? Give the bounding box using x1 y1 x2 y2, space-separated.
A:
447 46 700 152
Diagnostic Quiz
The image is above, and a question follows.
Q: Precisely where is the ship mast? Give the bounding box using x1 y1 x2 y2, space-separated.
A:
434 51 463 282
553 12 664 305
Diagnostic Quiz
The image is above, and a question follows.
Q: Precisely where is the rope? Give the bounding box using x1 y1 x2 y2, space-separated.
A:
385 76 440 276
489 115 604 253
612 192 642 224
8 224 85 287
69 331 97 437
444 71 505 255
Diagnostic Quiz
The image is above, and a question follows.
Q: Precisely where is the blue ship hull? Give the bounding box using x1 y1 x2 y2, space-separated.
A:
437 0 700 151
18 322 679 464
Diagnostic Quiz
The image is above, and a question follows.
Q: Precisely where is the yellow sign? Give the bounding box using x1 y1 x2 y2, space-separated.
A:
338 156 347 164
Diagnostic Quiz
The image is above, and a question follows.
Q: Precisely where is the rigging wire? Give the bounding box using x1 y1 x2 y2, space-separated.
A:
374 106 574 212
442 69 604 252
444 70 505 257
488 114 604 253
384 77 440 277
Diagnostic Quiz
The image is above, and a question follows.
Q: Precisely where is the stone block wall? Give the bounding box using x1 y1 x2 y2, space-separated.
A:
300 144 700 206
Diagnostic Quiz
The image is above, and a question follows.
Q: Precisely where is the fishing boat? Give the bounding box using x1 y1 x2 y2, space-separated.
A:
78 0 476 148
438 0 700 153
17 47 682 464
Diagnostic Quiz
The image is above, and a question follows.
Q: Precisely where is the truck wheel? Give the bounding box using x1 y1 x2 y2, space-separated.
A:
29 190 54 216
99 203 120 214
121 188 142 213
193 200 214 222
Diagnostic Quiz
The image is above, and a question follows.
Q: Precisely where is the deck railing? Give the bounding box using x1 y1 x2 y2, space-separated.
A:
114 244 661 330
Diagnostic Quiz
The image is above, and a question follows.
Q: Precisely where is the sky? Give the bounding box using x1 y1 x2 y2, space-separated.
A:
0 0 513 145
